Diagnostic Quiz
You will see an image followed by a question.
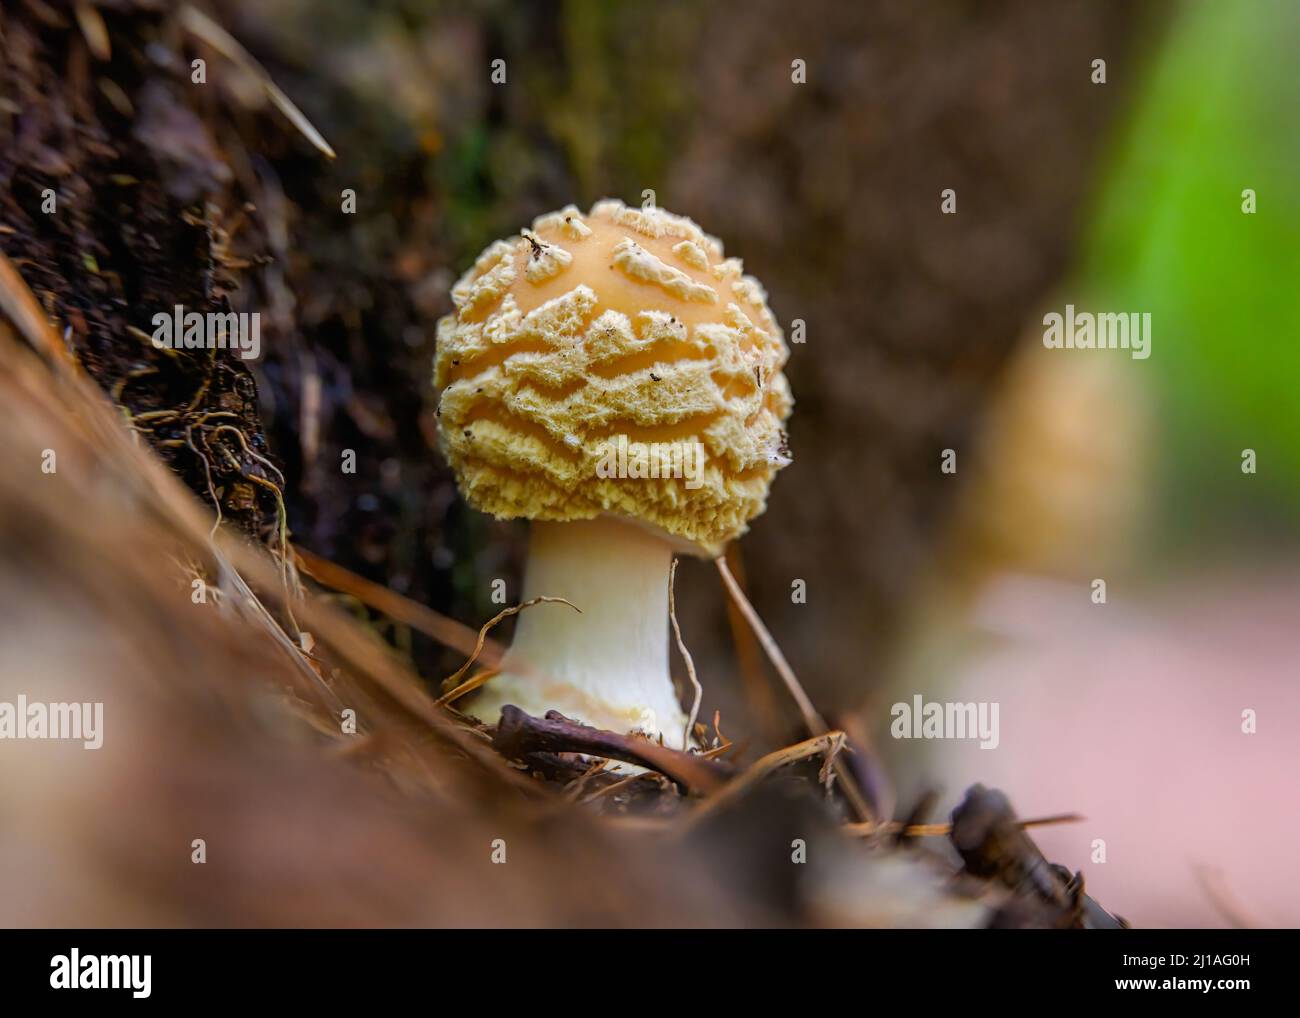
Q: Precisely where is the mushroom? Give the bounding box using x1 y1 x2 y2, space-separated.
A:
433 200 792 749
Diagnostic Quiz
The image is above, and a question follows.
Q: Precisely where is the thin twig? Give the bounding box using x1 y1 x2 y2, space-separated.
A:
676 731 847 835
714 556 875 827
668 558 702 749
715 555 822 727
178 5 336 159
564 760 613 802
435 668 499 708
844 811 1085 839
442 597 578 691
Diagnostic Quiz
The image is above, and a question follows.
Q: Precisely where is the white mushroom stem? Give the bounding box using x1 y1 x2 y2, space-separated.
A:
469 516 689 749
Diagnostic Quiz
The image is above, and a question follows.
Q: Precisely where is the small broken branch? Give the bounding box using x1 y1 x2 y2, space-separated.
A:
492 706 731 795
845 811 1084 839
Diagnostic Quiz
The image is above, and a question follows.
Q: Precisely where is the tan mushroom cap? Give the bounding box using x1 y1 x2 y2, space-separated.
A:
433 199 793 556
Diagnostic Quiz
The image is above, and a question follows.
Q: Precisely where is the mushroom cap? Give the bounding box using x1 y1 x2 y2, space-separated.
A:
433 199 793 556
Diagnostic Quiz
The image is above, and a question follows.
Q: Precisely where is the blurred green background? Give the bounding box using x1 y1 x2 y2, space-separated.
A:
1082 0 1300 554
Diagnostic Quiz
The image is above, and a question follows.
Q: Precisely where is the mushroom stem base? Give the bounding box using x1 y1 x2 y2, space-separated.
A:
467 516 689 749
